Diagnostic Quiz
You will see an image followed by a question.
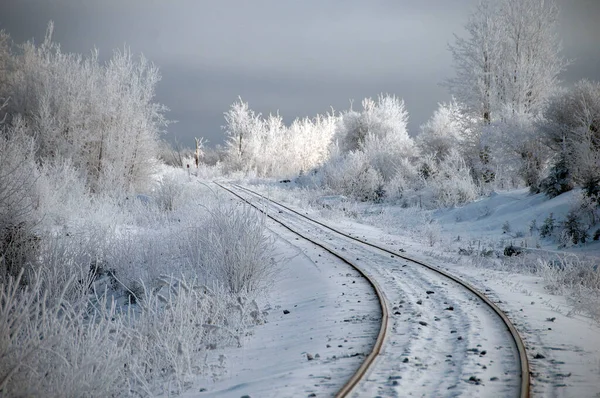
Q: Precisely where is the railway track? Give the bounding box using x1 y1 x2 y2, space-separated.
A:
215 181 530 397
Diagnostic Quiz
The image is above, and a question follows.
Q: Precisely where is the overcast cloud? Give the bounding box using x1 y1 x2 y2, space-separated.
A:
1 0 599 147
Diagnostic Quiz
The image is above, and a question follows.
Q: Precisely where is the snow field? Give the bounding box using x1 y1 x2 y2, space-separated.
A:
245 179 600 397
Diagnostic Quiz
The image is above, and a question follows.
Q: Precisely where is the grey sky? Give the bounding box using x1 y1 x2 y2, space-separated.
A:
1 0 599 148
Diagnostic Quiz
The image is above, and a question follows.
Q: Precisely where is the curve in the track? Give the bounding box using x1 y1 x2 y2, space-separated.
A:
216 181 530 398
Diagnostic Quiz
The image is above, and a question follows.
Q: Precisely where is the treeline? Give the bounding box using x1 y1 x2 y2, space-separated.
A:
0 22 167 196
215 0 599 210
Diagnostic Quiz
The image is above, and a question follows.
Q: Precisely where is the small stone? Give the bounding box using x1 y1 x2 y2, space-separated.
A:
467 376 481 385
546 317 556 322
534 353 545 359
326 344 331 348
490 377 499 381
426 290 435 294
480 350 487 355
315 353 320 358
402 357 409 363
419 321 428 326
394 311 402 315
241 395 251 398
445 306 454 311
308 394 317 397
283 309 290 314
307 353 314 361
457 336 463 340
199 388 207 392
417 300 423 305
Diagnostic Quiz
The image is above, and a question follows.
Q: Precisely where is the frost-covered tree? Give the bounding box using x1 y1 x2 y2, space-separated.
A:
540 80 600 196
445 1 501 123
0 122 39 282
417 99 469 163
446 0 565 122
222 97 264 173
322 150 383 201
482 110 550 191
497 0 565 116
334 94 416 182
0 30 11 115
222 98 336 177
287 112 336 174
3 23 167 194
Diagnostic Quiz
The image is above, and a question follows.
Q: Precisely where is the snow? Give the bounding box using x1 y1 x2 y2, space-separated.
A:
209 181 600 397
434 188 600 254
188 217 381 397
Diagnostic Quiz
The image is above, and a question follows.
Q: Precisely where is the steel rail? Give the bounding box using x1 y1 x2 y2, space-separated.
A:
214 181 389 397
220 182 530 398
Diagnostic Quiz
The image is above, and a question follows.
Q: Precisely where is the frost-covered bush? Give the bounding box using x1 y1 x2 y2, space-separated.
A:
482 110 550 192
428 149 479 207
541 80 600 192
0 273 130 397
334 94 417 182
181 200 276 294
0 127 39 283
155 174 184 211
417 99 467 163
127 275 263 395
536 255 600 321
322 151 384 201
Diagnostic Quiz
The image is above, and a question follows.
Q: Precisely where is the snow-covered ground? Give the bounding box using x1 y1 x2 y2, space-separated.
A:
198 181 600 397
187 208 382 397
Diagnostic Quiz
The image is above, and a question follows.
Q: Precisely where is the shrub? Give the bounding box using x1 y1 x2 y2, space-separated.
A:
502 221 511 234
0 272 130 397
540 155 574 198
194 202 275 294
540 213 556 238
0 130 39 283
529 219 538 235
560 210 589 245
322 151 384 201
429 149 479 207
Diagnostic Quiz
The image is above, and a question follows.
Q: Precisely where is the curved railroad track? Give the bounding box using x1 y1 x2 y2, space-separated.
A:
215 181 530 398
